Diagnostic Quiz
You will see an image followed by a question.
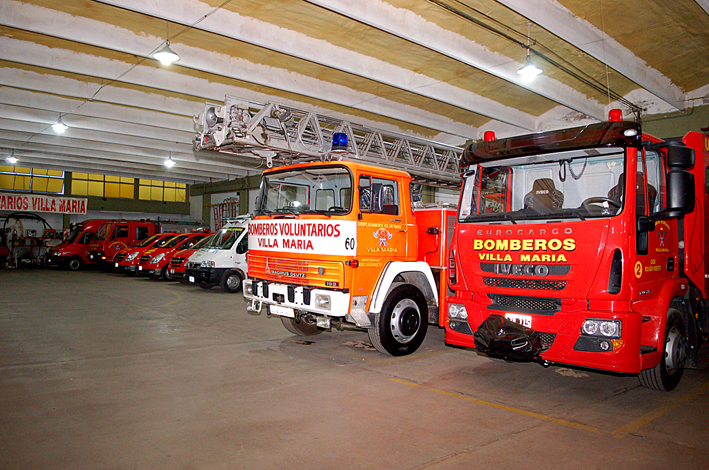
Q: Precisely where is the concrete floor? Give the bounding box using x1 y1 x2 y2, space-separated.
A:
1 269 709 470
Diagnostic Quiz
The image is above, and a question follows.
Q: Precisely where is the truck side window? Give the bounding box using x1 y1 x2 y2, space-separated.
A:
78 233 93 244
136 226 150 240
371 177 400 215
645 151 663 214
115 226 129 239
359 175 371 211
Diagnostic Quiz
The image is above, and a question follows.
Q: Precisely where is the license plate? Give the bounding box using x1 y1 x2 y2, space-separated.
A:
138 266 142 271
189 276 195 283
270 304 295 318
505 313 532 328
169 269 175 274
115 263 119 268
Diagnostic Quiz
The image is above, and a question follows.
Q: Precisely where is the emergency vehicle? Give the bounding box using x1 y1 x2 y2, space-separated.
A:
243 162 456 356
113 233 176 275
446 110 707 391
167 233 215 282
87 219 159 268
184 217 249 293
46 219 110 270
138 232 209 280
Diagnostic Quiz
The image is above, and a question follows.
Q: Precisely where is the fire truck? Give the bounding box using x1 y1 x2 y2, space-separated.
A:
86 219 160 268
46 219 110 270
446 110 707 391
194 96 461 355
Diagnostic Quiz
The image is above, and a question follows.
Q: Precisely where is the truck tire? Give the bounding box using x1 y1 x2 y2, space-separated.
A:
368 285 428 356
161 265 173 281
280 316 323 336
220 270 243 293
67 257 84 271
639 309 687 391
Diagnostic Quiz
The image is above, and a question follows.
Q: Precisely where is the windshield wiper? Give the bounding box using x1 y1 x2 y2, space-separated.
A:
299 209 331 217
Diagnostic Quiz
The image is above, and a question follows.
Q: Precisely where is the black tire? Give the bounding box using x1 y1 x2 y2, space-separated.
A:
280 316 323 336
197 280 213 290
639 309 687 391
67 257 84 271
220 270 243 293
368 285 428 356
161 265 173 281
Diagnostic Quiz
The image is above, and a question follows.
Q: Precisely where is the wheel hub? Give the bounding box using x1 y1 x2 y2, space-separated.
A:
227 275 240 289
390 299 420 344
665 326 687 372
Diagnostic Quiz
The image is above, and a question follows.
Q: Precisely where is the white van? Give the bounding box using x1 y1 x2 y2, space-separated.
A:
184 216 249 293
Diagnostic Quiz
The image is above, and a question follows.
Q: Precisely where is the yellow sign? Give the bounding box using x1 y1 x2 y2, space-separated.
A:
634 261 643 278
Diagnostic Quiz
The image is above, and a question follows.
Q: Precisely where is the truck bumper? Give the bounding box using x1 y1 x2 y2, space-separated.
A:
185 267 226 285
243 279 354 322
445 294 643 374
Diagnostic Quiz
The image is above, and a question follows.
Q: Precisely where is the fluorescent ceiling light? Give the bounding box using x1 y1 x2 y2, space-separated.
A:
164 156 176 168
52 116 68 133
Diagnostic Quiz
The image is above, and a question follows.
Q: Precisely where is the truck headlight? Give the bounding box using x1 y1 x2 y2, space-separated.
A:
244 283 253 296
200 260 215 268
581 319 621 338
314 294 331 310
448 303 468 320
125 252 139 261
150 253 165 264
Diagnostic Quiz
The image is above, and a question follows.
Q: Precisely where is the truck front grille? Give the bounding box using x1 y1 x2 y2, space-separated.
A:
114 253 126 262
170 257 185 267
487 294 560 314
482 277 566 291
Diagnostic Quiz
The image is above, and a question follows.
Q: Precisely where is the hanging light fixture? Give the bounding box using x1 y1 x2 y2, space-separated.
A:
153 22 180 65
517 23 542 82
6 150 18 164
52 114 68 133
164 153 176 168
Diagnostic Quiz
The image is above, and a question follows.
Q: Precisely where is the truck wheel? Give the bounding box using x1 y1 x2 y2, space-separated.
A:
197 280 213 290
161 265 173 281
67 257 84 271
368 285 428 356
220 270 243 293
280 316 323 336
639 309 687 391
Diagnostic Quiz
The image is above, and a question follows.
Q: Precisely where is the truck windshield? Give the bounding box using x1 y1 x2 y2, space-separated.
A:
65 227 82 244
459 147 626 223
94 223 111 241
190 234 214 250
205 228 244 250
255 165 353 215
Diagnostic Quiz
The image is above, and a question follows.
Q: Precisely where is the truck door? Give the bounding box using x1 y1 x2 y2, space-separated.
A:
107 224 130 259
633 149 675 296
354 174 407 297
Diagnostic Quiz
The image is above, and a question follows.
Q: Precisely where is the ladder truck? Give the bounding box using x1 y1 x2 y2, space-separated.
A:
194 96 460 355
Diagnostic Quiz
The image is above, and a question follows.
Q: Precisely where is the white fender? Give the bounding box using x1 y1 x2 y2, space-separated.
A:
369 261 438 314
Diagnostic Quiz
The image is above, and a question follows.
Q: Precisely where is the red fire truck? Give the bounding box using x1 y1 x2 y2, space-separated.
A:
86 219 160 268
446 110 707 391
46 219 110 270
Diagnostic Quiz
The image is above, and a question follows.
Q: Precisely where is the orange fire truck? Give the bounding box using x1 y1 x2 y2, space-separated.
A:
446 110 707 391
194 96 461 356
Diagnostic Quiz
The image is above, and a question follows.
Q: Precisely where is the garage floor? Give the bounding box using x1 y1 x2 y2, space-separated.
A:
1 269 709 469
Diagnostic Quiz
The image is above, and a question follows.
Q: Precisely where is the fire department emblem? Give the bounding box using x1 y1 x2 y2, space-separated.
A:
373 228 393 247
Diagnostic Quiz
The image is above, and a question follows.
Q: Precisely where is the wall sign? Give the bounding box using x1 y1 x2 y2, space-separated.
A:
0 193 88 214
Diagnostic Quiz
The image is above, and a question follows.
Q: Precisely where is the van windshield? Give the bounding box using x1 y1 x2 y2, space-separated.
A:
459 147 628 223
135 234 161 247
204 228 244 250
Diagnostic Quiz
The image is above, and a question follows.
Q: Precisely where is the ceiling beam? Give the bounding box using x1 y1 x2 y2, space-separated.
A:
305 0 606 121
495 0 685 111
0 0 475 141
97 0 534 131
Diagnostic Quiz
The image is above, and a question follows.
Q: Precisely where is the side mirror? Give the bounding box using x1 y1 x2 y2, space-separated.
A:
665 170 695 217
667 144 694 169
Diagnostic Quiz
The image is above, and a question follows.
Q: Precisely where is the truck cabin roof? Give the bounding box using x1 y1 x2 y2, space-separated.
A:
462 120 642 169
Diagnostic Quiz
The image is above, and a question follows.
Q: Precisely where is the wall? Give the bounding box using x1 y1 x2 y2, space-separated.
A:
643 104 709 139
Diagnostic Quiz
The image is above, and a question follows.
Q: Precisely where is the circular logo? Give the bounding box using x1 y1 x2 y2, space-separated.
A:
634 261 643 278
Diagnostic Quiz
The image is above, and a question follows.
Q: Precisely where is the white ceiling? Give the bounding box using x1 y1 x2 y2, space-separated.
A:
1 0 708 184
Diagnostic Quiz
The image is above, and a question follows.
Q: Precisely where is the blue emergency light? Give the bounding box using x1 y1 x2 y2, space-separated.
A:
331 132 348 153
